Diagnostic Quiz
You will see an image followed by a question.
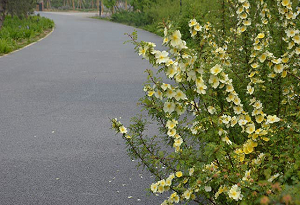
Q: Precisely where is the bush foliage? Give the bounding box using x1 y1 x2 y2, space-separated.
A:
112 0 300 204
111 10 150 27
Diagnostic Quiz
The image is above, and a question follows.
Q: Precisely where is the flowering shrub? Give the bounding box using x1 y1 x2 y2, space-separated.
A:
112 0 300 204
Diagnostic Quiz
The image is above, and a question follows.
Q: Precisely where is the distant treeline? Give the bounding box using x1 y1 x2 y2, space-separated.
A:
0 0 36 29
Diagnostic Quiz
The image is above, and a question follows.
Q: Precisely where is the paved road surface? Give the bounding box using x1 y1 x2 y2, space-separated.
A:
0 12 166 205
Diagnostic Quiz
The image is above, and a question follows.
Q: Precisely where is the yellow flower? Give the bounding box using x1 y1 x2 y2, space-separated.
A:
262 137 270 141
170 30 182 47
205 186 212 192
226 84 234 92
174 138 183 147
293 35 300 44
183 189 192 199
222 136 232 145
236 6 244 14
161 83 171 91
188 19 197 27
252 108 263 116
251 63 259 68
247 85 254 95
282 70 287 78
189 168 195 176
228 185 243 201
243 20 251 26
176 171 183 178
243 140 258 154
246 123 255 134
258 53 267 62
191 29 197 37
194 23 202 31
240 12 247 19
233 96 241 105
209 75 220 89
174 89 187 101
281 0 290 7
239 153 245 162
268 73 276 78
255 115 264 123
282 57 289 63
167 129 176 137
147 90 155 97
163 102 176 113
254 45 262 50
253 101 262 109
233 106 243 114
240 26 247 32
166 120 177 129
257 33 265 39
210 64 222 75
243 1 250 9
207 106 216 114
163 37 169 44
288 41 295 49
262 19 268 24
166 88 176 98
242 170 251 181
119 126 127 134
165 179 172 186
248 71 256 78
157 185 165 193
125 135 131 139
272 58 282 64
266 115 280 124
138 46 148 57
285 29 297 37
286 12 294 19
274 64 284 73
154 90 163 100
151 183 158 193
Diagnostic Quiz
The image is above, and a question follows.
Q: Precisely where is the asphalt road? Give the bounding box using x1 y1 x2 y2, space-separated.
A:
0 12 166 205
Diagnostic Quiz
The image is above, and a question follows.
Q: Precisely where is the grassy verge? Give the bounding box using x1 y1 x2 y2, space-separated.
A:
0 15 54 56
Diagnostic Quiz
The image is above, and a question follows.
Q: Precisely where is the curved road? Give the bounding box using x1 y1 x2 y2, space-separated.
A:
0 12 164 205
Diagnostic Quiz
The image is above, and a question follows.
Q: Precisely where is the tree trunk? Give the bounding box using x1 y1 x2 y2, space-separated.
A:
47 0 51 9
96 0 99 12
72 0 75 10
125 0 127 10
0 0 7 30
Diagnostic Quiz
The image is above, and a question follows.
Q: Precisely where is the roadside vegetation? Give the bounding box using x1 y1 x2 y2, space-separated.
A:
0 0 54 55
0 15 54 55
112 0 300 204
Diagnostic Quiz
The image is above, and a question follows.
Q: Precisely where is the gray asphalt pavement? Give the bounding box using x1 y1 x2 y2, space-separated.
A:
0 12 165 205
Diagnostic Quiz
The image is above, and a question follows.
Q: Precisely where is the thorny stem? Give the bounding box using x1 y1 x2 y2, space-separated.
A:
138 131 177 172
288 71 300 82
126 138 162 180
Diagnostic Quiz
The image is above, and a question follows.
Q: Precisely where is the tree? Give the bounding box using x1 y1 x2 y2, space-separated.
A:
103 0 116 14
0 0 7 30
6 0 35 18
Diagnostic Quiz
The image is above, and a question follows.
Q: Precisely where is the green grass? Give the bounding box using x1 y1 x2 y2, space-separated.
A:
0 15 54 55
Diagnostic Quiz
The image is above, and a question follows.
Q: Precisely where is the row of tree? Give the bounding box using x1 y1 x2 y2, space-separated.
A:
0 0 36 29
42 0 128 11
